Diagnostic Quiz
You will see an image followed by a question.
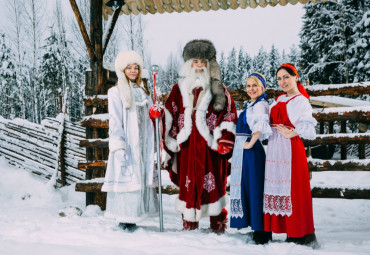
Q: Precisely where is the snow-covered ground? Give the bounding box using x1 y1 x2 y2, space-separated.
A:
1 157 370 255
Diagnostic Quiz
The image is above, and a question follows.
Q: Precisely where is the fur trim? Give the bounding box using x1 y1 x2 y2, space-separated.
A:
182 40 225 111
115 51 144 109
175 195 227 222
183 39 216 61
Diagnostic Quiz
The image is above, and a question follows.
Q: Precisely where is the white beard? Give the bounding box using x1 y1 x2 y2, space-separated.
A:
179 59 211 94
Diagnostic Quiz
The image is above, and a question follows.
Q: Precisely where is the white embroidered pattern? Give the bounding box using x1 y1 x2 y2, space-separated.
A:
172 102 178 113
206 113 218 130
223 112 235 122
203 172 216 193
178 113 185 130
185 176 191 190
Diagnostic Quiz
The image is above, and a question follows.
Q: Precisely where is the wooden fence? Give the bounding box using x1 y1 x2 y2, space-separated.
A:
0 116 86 185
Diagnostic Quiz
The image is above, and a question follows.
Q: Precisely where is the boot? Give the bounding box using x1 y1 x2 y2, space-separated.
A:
118 223 137 232
210 209 228 234
253 231 272 245
297 233 319 248
182 215 199 230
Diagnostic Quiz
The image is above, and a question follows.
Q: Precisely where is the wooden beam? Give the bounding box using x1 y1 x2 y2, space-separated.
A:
69 0 96 61
313 110 370 122
81 118 109 128
79 139 109 148
311 187 370 199
303 133 370 146
102 5 123 55
308 159 370 171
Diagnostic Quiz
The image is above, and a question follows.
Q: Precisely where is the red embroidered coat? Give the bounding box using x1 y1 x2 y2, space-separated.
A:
162 84 237 222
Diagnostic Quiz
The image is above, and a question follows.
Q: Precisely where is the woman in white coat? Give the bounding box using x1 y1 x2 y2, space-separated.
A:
101 51 158 231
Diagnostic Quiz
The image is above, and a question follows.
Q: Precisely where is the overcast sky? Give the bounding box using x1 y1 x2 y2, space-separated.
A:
0 1 305 66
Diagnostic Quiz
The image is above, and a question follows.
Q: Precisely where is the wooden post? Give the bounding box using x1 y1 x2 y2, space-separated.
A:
358 122 367 159
341 120 347 160
328 121 334 158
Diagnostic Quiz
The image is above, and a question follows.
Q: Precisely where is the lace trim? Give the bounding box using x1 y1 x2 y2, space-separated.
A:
263 194 292 216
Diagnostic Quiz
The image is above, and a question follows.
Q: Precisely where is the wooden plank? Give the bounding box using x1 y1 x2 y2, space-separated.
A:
249 0 258 8
311 187 370 199
143 0 157 14
153 0 166 13
84 97 108 106
79 139 109 148
303 133 370 146
190 0 201 11
199 0 211 11
78 161 107 169
229 0 238 9
127 0 140 15
259 0 268 7
313 110 370 122
180 0 192 12
162 0 174 12
279 0 289 6
171 0 183 12
135 0 149 14
269 0 279 7
219 0 228 10
208 0 219 11
81 119 109 128
308 160 370 172
238 0 247 9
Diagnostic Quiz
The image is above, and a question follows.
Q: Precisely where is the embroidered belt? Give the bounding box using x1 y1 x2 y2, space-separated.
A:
236 133 251 137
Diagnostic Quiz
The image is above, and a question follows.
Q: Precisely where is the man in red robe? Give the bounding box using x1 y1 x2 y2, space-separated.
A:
162 39 237 233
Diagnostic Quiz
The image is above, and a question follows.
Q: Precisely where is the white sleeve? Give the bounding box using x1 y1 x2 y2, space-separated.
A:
108 87 127 152
249 101 273 140
287 96 317 140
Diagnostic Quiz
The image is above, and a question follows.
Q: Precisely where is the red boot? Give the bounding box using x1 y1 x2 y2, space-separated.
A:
182 215 199 230
210 209 228 234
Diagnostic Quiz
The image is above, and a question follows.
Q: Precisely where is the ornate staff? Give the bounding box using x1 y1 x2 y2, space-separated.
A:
149 64 164 232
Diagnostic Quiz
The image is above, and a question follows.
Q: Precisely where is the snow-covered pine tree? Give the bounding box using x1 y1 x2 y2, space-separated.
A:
281 49 289 65
243 52 253 83
299 0 363 84
269 44 280 88
219 51 227 84
225 47 239 90
253 46 270 85
0 33 16 119
237 47 245 90
349 9 370 82
40 28 63 119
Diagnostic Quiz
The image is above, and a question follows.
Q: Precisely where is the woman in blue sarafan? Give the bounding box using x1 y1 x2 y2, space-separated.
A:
230 72 272 244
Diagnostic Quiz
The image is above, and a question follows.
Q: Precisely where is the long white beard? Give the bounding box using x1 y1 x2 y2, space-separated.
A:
179 60 211 93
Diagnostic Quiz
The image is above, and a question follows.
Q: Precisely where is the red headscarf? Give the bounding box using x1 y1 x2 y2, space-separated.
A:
280 63 310 99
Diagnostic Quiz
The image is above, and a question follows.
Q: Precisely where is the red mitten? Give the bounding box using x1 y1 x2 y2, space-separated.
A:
217 144 231 155
149 104 164 119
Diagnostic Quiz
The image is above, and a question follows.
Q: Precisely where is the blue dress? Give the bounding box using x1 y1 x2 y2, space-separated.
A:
230 97 271 231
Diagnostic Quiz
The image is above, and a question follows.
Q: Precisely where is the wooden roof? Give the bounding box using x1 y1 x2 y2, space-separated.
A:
102 0 329 18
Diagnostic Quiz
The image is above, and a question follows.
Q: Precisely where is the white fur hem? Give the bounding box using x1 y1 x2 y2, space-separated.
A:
175 195 227 222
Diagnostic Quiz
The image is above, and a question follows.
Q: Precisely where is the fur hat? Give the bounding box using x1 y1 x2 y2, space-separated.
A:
182 39 226 112
115 51 143 109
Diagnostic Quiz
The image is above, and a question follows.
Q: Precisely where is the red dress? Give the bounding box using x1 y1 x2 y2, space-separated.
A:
264 95 315 237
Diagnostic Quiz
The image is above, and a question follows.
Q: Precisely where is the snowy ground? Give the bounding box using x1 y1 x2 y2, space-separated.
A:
1 157 370 255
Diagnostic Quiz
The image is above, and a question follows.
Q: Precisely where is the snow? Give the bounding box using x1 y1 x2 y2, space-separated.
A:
313 105 370 114
310 96 370 107
1 157 370 255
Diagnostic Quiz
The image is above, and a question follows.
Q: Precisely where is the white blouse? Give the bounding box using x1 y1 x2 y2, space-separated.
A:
270 94 317 140
246 100 272 141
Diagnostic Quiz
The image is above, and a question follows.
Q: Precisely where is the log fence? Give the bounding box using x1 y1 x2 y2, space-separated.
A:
0 116 86 185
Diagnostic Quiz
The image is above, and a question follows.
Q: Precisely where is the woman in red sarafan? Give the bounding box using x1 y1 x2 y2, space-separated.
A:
263 63 318 246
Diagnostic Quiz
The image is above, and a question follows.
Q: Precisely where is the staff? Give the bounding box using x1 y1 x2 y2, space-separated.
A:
149 64 164 232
